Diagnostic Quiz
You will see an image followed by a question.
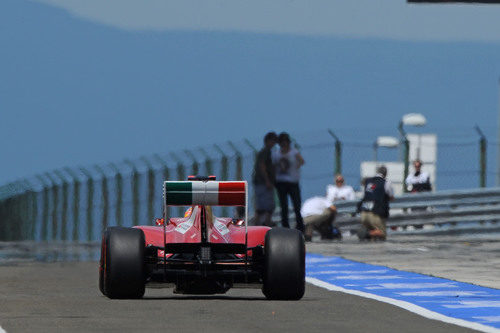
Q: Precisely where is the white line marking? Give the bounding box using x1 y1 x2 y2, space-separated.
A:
329 275 402 280
443 301 500 309
397 291 485 297
306 277 500 333
474 317 500 324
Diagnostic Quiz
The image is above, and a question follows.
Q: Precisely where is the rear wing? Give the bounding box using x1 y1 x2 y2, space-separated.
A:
164 181 247 206
163 180 248 225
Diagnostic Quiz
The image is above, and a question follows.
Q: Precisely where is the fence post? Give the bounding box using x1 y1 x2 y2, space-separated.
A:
214 144 229 216
328 130 342 175
94 165 109 233
54 170 69 241
399 123 410 193
228 141 243 180
170 153 186 216
154 154 170 218
108 163 123 227
22 179 37 240
214 145 228 181
184 150 199 175
11 182 25 240
44 172 59 241
80 167 94 242
64 167 81 241
475 125 487 188
244 139 258 158
36 175 50 241
141 156 155 224
198 148 213 176
124 160 140 226
244 139 259 212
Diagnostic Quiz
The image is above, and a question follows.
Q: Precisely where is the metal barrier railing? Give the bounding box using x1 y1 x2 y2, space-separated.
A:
332 188 500 236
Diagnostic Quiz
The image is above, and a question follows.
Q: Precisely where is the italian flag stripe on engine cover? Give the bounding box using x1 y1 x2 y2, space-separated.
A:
165 181 246 206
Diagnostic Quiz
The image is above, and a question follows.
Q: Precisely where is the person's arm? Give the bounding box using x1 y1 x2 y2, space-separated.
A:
326 185 334 203
346 187 356 201
295 152 305 168
385 181 395 201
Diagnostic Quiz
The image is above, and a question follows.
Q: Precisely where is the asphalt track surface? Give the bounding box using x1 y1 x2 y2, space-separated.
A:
0 262 477 333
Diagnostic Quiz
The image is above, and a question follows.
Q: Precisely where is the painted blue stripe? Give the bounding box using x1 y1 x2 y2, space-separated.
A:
306 253 500 330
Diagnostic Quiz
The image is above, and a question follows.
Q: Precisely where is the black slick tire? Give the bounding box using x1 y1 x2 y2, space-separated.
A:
262 228 305 300
102 226 146 299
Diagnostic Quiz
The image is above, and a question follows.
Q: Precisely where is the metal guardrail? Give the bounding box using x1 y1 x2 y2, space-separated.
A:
279 188 500 236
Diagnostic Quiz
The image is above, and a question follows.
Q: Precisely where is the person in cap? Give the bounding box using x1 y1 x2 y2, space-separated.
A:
357 165 394 241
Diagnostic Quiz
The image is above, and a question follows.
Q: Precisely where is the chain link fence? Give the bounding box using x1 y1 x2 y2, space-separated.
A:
0 128 495 242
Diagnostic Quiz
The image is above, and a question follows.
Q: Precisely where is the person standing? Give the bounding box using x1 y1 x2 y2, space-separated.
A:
252 132 278 226
358 165 394 241
273 132 305 232
405 159 432 193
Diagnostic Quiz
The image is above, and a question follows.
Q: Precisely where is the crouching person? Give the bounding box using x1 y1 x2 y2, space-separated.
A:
357 165 394 241
301 196 341 242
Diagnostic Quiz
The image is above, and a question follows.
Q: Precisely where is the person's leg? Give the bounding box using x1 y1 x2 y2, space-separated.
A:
357 211 372 240
275 182 289 228
263 211 276 227
303 215 317 241
289 182 304 232
369 214 387 240
318 209 337 239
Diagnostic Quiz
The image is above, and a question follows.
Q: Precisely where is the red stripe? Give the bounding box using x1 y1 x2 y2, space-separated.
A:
218 182 246 206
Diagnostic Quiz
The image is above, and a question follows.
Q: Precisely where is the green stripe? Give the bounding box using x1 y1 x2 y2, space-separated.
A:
165 182 192 205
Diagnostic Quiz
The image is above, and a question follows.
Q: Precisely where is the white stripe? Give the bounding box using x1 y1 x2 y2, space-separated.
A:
306 277 500 333
0 325 7 333
191 181 219 205
204 182 219 205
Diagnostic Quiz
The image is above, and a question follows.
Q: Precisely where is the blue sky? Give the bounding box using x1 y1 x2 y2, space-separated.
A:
1 0 500 189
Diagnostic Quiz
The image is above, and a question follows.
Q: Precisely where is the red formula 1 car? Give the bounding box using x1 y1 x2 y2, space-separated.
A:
99 176 305 300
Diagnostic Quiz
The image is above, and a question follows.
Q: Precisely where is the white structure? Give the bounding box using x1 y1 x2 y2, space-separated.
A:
361 112 438 196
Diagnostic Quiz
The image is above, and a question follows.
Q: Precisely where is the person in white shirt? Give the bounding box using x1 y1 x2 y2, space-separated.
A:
301 196 336 242
301 174 354 241
273 132 305 232
405 160 432 193
326 174 356 203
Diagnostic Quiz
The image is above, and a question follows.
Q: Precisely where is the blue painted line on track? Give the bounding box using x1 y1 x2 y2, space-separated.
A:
306 253 500 331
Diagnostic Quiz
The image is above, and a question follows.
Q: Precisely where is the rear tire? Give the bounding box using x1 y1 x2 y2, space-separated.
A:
263 228 305 300
102 227 146 299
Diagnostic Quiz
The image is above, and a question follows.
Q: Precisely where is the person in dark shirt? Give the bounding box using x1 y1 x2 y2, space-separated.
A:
357 165 394 241
252 132 278 226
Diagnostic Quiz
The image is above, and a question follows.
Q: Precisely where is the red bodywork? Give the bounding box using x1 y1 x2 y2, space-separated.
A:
136 206 269 258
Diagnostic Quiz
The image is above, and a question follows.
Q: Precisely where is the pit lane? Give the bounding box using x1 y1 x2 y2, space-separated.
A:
0 238 488 333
